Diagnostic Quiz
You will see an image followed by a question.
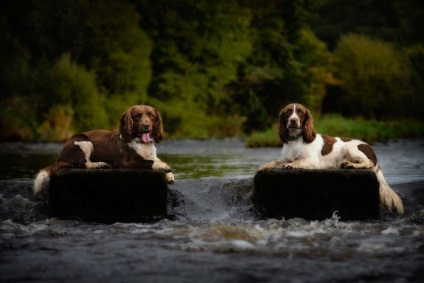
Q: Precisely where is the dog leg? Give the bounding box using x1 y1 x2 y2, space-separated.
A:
281 158 318 169
166 172 175 184
152 158 172 172
258 160 285 171
152 158 174 184
341 144 374 169
74 141 110 169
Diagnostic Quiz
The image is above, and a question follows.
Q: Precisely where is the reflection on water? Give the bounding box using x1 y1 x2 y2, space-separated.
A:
0 139 424 282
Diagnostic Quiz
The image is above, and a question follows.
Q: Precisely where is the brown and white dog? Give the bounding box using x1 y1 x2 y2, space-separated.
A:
258 103 404 214
33 105 174 195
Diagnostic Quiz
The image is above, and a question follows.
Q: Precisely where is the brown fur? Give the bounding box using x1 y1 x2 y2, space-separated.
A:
279 103 316 144
321 135 337 156
119 105 163 143
358 144 378 165
260 103 404 214
41 105 164 174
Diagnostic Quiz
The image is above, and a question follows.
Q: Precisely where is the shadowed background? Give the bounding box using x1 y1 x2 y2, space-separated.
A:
1 0 423 143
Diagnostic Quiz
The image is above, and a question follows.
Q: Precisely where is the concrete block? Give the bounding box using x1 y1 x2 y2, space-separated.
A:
253 169 380 220
49 169 168 223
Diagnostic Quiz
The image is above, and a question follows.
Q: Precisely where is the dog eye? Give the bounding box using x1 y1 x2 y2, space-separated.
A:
133 114 141 120
147 112 154 118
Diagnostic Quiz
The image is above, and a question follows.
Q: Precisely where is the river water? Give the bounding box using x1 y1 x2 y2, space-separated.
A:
1 139 423 282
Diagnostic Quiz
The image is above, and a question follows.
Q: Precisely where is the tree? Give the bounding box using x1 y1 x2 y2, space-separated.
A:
135 0 252 137
332 34 414 119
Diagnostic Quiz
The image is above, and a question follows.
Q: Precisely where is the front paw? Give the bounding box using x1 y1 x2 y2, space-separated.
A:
153 161 172 173
98 162 111 169
282 164 294 170
257 165 267 172
166 172 175 184
257 161 277 172
341 162 354 169
160 165 172 173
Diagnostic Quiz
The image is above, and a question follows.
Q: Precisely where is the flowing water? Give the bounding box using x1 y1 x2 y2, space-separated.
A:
1 139 423 282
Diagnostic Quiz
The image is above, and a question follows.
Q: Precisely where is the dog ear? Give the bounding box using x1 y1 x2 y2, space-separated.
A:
278 111 289 144
302 109 316 143
152 109 164 143
119 108 134 143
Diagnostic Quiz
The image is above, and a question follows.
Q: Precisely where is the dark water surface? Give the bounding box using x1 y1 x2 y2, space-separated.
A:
1 139 423 282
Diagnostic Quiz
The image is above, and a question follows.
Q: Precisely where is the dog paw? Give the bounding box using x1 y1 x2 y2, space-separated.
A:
153 161 172 173
257 161 278 171
257 165 267 172
282 164 294 170
341 162 354 169
160 165 172 173
87 161 111 169
166 172 175 184
98 162 111 169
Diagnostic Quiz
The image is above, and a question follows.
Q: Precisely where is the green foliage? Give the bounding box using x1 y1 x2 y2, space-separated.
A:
0 0 152 140
311 0 424 49
137 0 252 137
245 115 424 147
37 105 74 142
44 54 108 133
244 127 282 148
0 96 37 141
333 34 415 119
228 0 330 133
0 0 422 142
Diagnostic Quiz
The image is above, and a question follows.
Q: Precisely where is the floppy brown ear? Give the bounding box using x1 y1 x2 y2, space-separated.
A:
278 112 289 144
302 109 316 143
119 108 134 143
152 109 164 143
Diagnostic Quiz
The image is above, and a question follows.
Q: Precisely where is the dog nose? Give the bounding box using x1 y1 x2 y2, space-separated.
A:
142 123 150 130
290 118 298 125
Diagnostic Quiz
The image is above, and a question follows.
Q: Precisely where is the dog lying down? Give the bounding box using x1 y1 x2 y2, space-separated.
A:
258 103 404 214
34 105 174 195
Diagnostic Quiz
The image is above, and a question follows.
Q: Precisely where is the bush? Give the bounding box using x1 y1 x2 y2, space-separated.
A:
245 115 424 147
0 96 36 141
333 34 413 119
41 54 108 134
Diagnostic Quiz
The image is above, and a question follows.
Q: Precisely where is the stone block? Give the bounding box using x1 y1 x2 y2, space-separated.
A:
253 169 380 220
49 169 168 223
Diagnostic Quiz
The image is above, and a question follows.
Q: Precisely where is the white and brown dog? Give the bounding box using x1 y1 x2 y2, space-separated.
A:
33 105 174 195
258 103 404 214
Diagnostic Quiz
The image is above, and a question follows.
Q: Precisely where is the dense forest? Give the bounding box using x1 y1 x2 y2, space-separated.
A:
1 0 423 141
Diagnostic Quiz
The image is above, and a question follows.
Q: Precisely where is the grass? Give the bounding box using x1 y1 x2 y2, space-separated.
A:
245 115 424 148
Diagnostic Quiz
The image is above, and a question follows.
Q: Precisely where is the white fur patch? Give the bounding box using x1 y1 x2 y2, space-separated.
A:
74 141 94 162
287 104 300 128
127 140 157 160
74 141 109 169
166 172 175 183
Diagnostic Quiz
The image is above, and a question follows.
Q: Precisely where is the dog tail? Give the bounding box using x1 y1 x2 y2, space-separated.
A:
33 161 76 196
33 167 53 196
374 165 404 214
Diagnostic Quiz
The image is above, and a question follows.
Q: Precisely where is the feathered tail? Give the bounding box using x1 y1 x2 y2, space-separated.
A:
374 166 404 214
33 167 52 196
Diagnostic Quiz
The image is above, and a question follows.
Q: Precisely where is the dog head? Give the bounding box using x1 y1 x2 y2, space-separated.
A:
119 105 164 143
278 103 316 144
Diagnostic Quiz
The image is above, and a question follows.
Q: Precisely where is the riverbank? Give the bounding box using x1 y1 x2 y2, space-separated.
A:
245 116 424 147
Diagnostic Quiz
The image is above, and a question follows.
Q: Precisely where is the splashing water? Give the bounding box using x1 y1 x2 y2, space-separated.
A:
1 139 423 282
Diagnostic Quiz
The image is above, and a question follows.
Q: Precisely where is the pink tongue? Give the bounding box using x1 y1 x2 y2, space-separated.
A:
141 133 152 143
